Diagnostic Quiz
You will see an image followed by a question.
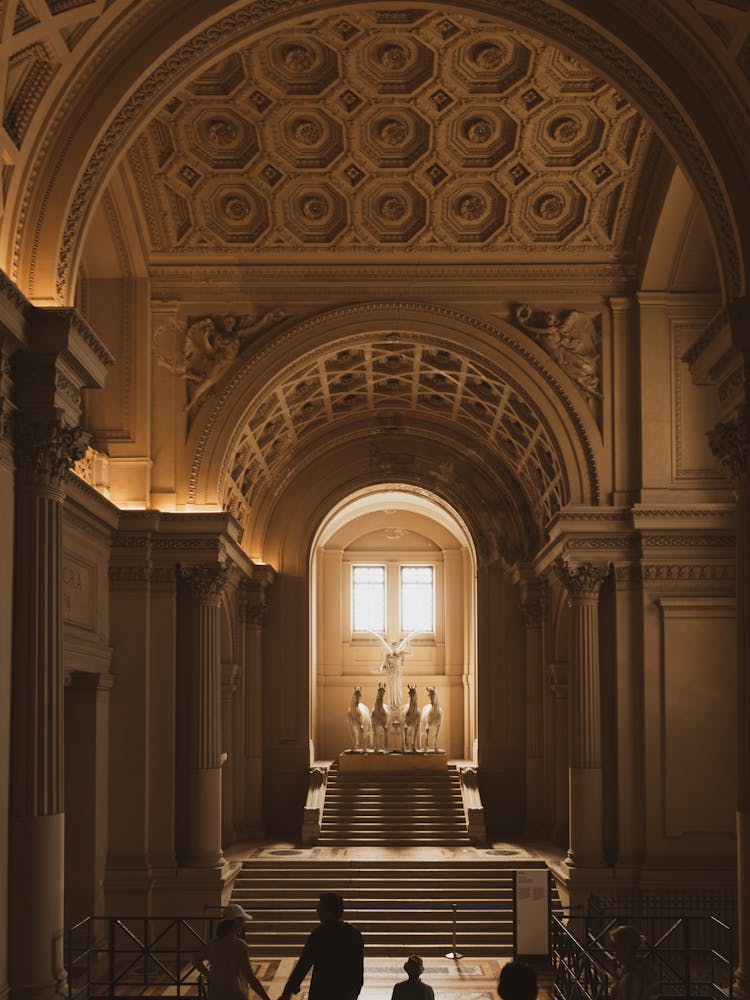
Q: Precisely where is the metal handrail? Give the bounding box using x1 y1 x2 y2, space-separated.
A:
66 916 209 999
552 910 735 1000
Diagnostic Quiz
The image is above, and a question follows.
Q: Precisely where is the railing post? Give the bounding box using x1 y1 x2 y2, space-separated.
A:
108 919 116 997
685 918 692 999
177 919 181 998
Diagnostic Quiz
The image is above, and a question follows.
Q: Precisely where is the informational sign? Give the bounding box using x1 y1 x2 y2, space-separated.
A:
516 868 549 956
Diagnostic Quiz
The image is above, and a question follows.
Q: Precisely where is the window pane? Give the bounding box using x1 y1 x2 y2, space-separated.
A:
352 565 385 632
400 565 434 633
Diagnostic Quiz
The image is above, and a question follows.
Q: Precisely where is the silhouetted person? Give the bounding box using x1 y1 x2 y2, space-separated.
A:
279 891 364 1000
391 954 434 999
192 903 271 1000
609 925 658 1000
498 961 538 1000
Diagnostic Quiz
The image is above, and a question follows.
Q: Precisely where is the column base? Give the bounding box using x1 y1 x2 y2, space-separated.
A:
9 814 66 1000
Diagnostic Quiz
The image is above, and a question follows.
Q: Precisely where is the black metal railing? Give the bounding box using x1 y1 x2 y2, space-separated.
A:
551 911 734 1000
67 916 210 998
552 915 612 1000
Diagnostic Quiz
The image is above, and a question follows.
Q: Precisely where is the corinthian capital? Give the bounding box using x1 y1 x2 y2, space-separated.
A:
14 419 90 490
180 563 230 602
555 559 608 600
708 406 749 482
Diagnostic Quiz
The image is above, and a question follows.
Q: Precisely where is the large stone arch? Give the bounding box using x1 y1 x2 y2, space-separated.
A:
183 301 604 562
6 1 748 305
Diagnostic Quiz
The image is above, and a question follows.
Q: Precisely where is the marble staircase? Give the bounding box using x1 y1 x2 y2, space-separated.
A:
233 858 518 956
317 763 472 846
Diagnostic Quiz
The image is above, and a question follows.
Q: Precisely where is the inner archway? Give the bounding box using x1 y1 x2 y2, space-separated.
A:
310 485 477 761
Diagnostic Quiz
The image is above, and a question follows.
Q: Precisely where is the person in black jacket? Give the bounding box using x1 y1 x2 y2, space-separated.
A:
279 892 364 1000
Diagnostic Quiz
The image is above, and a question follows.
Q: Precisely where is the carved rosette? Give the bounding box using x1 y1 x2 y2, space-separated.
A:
555 559 608 600
14 419 90 493
708 407 749 483
180 563 230 603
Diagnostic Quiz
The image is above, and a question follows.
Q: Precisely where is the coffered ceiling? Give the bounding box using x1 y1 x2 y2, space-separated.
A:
124 7 658 263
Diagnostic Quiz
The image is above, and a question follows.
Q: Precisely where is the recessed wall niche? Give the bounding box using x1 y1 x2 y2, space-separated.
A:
310 487 476 760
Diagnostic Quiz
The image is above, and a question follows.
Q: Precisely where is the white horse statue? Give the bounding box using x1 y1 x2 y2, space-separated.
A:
347 686 372 751
420 685 443 751
371 682 391 751
401 684 420 751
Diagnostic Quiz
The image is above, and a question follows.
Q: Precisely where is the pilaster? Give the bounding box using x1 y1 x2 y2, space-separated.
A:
515 569 546 832
240 566 275 838
221 662 240 844
8 307 111 1000
178 562 229 868
556 559 608 873
709 400 750 997
548 662 569 846
63 670 115 927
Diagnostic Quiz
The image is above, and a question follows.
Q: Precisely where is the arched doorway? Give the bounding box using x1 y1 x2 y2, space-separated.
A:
309 485 477 761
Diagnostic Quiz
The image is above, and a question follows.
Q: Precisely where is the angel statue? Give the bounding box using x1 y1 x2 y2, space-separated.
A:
366 629 421 710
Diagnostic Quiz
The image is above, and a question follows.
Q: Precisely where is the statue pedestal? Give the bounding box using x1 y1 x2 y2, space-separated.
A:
338 751 448 773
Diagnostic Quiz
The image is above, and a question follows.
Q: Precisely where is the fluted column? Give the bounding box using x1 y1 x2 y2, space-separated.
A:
549 662 569 846
556 560 608 870
178 563 229 868
241 568 273 837
10 418 88 1000
521 581 546 831
709 405 750 996
221 663 240 844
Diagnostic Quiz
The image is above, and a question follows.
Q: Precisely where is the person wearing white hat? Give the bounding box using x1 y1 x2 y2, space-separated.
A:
192 903 272 1000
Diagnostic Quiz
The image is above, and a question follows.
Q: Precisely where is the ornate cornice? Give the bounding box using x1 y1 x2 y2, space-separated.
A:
555 559 608 599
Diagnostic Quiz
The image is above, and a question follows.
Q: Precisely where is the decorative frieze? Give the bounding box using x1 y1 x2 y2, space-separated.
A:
643 564 736 581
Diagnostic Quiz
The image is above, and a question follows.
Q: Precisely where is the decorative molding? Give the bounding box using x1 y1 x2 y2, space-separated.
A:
109 565 153 584
643 564 735 581
641 534 735 547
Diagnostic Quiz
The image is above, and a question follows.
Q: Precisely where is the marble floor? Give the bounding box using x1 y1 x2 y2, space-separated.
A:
254 956 508 999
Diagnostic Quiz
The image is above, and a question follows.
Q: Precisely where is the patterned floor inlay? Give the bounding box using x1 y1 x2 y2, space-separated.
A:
266 956 507 999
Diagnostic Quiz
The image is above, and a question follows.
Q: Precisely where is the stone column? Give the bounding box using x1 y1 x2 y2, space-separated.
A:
10 418 88 1000
549 662 569 846
708 405 750 996
241 568 273 837
221 663 240 844
178 563 229 868
520 580 545 831
556 560 608 871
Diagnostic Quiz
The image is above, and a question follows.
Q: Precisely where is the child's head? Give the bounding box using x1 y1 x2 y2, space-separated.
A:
498 961 538 1000
404 955 424 979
